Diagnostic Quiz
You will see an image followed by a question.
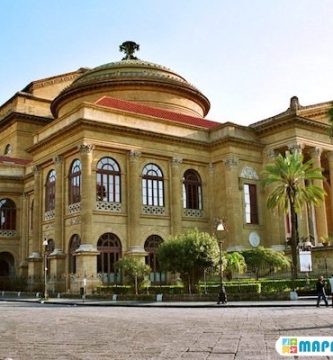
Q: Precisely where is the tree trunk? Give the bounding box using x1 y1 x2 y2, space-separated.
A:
290 201 298 290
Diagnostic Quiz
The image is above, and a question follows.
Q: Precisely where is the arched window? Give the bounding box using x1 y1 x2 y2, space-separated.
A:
45 169 56 212
4 144 12 155
69 159 81 205
68 234 81 274
0 199 16 230
142 163 164 206
0 252 15 276
183 169 202 209
144 235 165 283
96 157 121 202
97 233 122 283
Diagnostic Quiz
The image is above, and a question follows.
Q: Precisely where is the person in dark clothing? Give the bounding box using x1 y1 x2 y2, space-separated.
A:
329 274 333 307
217 286 227 304
316 275 328 307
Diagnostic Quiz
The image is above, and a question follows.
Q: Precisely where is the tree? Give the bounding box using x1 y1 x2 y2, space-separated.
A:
241 246 290 280
262 151 325 286
157 228 219 294
224 252 247 280
115 257 151 295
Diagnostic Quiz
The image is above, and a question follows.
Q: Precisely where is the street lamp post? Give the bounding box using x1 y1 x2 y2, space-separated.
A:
42 239 48 299
216 221 227 304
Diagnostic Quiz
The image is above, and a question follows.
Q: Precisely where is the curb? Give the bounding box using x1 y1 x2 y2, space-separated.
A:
0 297 324 308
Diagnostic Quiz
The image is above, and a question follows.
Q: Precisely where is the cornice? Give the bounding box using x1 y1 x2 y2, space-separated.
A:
51 79 210 117
21 68 89 92
251 115 329 135
210 135 264 150
0 112 52 132
27 116 215 156
0 175 24 181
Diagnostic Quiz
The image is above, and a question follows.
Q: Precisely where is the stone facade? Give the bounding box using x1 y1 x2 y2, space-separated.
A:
0 45 333 293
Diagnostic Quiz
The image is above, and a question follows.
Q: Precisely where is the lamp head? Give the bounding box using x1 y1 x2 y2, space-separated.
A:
217 222 225 231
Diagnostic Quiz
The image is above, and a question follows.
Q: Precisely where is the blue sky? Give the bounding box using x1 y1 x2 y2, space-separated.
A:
1 0 332 125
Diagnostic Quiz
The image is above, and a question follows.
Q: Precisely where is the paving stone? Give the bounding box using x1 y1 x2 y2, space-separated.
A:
1 302 333 359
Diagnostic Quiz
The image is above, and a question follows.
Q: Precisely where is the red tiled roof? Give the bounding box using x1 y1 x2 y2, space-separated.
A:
0 156 31 166
95 96 221 129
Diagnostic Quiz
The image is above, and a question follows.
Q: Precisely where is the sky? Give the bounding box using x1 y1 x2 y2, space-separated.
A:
1 0 332 126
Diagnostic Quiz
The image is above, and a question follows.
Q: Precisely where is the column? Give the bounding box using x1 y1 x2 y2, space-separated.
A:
310 147 328 243
171 157 182 235
49 155 66 292
80 144 95 245
127 150 144 256
74 144 100 292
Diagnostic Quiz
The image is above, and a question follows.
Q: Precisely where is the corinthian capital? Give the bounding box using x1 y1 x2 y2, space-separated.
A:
172 157 183 167
223 155 238 169
309 147 322 159
79 144 95 154
288 143 304 154
33 165 41 177
129 150 142 162
53 155 63 165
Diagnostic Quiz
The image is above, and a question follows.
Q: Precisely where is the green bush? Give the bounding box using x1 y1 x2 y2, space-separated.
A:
199 283 261 295
260 278 317 294
96 285 132 295
142 285 184 294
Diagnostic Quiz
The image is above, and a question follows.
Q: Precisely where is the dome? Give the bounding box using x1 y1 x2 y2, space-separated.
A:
51 42 210 118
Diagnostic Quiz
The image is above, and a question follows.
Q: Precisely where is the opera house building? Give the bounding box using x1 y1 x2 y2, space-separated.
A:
0 41 332 293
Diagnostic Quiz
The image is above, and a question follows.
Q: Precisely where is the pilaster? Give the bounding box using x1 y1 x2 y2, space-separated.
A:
127 150 142 251
262 148 283 246
53 155 64 251
223 155 239 248
171 157 182 235
28 165 43 279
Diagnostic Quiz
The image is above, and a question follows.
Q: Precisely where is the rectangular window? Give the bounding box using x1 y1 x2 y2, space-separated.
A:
244 183 258 224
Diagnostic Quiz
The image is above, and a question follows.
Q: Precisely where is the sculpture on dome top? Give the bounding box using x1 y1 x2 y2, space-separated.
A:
119 41 140 60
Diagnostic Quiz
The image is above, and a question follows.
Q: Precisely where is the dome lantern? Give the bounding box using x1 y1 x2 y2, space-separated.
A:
119 41 140 60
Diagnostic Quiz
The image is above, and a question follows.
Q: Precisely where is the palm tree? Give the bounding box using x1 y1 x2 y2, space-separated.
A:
262 151 325 287
224 252 246 280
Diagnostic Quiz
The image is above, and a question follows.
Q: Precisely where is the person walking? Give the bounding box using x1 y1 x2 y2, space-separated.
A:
316 275 328 307
328 274 333 307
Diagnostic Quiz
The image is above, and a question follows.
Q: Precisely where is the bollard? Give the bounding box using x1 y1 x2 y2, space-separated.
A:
17 291 21 297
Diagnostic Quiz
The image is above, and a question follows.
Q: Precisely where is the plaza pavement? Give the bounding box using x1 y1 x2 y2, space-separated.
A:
0 299 333 360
